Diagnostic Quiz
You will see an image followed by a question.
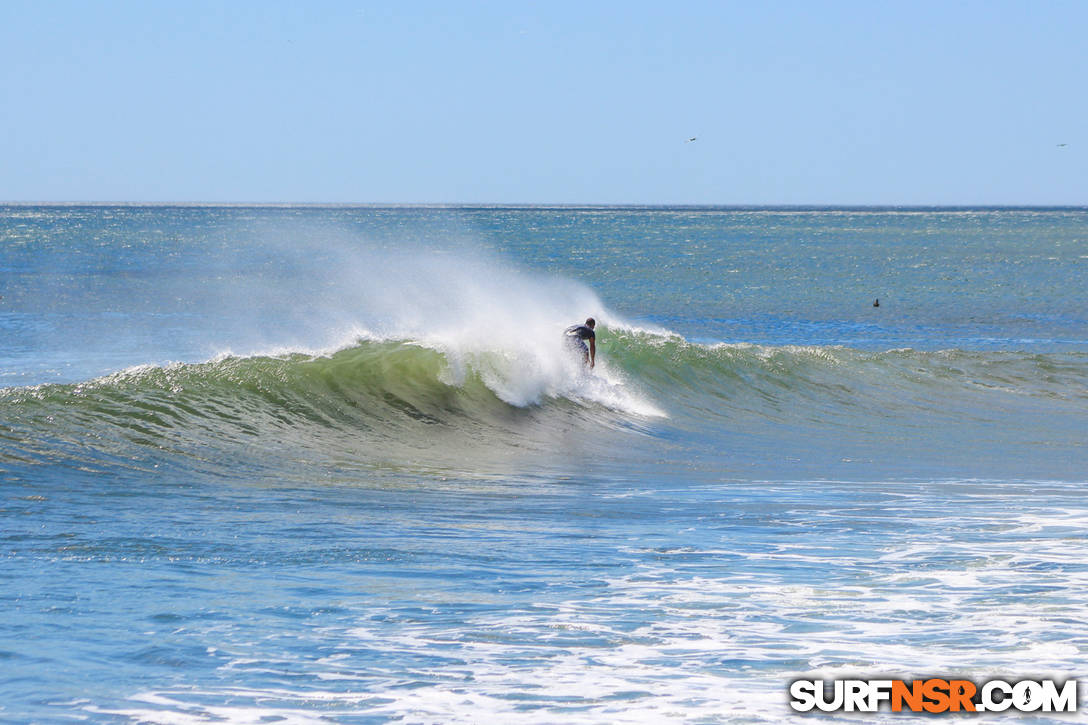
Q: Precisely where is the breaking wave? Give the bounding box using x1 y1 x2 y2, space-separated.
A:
2 325 1084 477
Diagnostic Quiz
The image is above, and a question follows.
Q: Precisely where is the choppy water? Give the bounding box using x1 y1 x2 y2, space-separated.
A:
1 206 1086 722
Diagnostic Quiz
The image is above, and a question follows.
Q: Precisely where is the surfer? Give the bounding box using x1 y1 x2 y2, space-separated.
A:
565 317 596 369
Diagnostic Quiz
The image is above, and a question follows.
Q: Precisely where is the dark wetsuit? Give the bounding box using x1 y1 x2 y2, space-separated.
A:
564 324 595 363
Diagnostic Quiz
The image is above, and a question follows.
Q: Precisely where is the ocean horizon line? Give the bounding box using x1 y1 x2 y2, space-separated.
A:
2 201 1086 211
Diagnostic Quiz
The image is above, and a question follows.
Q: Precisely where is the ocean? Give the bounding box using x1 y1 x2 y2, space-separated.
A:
1 205 1086 723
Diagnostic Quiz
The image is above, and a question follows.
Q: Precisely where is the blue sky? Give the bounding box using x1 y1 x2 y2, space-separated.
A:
1 1 1084 204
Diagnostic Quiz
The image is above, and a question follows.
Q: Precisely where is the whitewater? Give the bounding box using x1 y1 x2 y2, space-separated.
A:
2 205 1087 723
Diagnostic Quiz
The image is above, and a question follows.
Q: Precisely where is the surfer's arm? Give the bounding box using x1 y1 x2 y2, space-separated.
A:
589 337 596 368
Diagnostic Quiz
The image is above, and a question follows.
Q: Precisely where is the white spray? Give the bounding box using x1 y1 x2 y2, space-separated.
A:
207 228 664 416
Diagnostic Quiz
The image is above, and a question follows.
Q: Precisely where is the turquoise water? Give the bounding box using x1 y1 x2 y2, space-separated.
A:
2 206 1087 722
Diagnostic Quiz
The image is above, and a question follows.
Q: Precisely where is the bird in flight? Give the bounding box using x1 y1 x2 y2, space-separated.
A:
686 137 697 143
1057 143 1068 147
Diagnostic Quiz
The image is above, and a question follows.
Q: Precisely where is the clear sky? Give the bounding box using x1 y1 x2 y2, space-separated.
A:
1 0 1084 204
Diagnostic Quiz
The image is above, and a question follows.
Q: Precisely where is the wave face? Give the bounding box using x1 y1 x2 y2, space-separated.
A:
611 329 1088 413
0 330 658 479
4 327 1085 481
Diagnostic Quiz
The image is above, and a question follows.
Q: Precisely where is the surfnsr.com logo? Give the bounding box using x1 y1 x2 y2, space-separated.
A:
789 678 1078 714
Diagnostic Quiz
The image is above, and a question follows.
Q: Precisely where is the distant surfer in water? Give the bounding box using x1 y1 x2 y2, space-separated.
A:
565 317 596 369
